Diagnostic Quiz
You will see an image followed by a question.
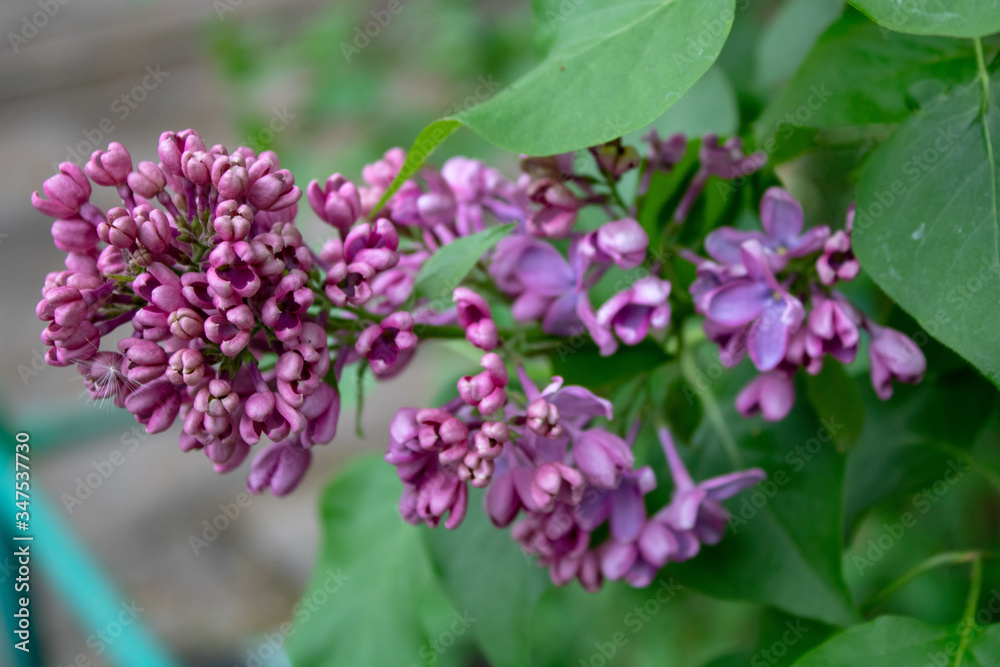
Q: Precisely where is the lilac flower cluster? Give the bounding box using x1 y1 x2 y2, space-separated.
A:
33 131 336 495
687 190 927 421
33 125 924 594
388 358 764 591
383 134 773 590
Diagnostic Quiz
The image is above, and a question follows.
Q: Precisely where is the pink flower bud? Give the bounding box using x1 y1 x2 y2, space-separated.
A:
98 208 138 248
127 161 167 199
86 143 133 187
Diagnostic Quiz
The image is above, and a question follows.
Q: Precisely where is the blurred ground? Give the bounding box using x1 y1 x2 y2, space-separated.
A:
0 0 516 664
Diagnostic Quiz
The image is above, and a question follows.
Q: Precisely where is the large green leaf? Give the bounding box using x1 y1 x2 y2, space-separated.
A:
849 0 1000 39
756 11 976 153
413 223 516 304
455 0 736 155
755 0 846 91
805 363 865 452
422 491 551 667
843 366 1000 536
625 66 739 140
794 616 1000 666
852 56 1000 387
671 347 858 626
286 456 460 667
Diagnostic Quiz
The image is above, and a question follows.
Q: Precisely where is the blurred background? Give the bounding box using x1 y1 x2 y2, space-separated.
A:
0 1 535 664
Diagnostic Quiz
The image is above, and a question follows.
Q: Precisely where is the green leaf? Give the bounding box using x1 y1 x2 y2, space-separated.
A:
422 491 551 667
456 0 737 155
852 51 1000 387
550 339 672 394
805 364 865 452
625 66 739 140
755 0 846 91
756 11 977 156
413 223 516 304
849 0 1000 38
371 119 462 216
794 616 1000 666
672 347 858 626
843 367 1000 535
286 456 459 667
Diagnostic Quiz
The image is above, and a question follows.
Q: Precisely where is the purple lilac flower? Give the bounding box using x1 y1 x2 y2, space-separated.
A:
675 135 766 223
703 240 805 371
816 205 860 286
705 187 829 272
579 277 671 356
453 287 498 351
31 129 341 496
864 320 926 399
355 311 418 377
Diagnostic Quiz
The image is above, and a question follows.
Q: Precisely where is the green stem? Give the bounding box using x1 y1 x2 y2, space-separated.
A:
953 554 984 667
861 550 981 615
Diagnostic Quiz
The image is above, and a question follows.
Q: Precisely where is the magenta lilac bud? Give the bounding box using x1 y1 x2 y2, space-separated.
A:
240 390 307 445
343 218 400 271
735 371 795 422
127 161 167 199
473 422 509 460
247 439 312 497
204 304 254 356
133 205 174 254
98 208 138 249
32 162 91 219
167 308 204 341
124 379 181 434
261 270 314 342
86 143 133 187
165 348 206 386
579 277 671 356
584 218 649 270
213 200 254 242
457 352 508 414
51 217 99 254
865 321 926 399
454 287 498 351
530 461 584 511
525 398 562 439
307 174 361 234
355 311 417 377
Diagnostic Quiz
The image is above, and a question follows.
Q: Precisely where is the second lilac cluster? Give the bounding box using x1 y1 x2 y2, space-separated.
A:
687 189 927 421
